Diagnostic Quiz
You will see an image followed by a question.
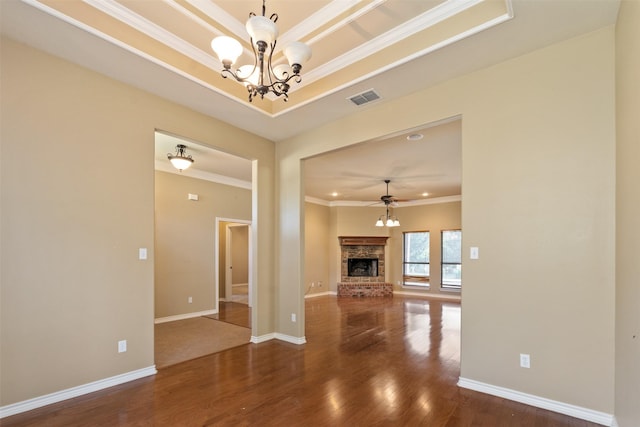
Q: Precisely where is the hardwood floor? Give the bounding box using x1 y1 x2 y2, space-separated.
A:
205 301 251 328
3 296 600 426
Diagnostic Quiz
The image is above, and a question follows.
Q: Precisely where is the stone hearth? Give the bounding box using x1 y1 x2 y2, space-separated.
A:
337 282 393 297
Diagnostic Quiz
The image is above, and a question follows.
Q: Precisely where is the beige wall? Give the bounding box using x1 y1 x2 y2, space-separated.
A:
304 202 330 296
278 27 616 413
0 38 274 406
615 1 640 426
154 171 251 318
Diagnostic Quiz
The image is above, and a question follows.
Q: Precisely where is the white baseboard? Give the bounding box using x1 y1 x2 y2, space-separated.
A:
457 377 614 426
0 366 157 419
305 291 335 299
154 309 217 324
251 333 275 343
250 333 306 345
274 333 307 345
394 290 461 301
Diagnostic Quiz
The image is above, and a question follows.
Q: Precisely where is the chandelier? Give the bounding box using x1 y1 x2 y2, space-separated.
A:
167 144 194 172
210 0 312 103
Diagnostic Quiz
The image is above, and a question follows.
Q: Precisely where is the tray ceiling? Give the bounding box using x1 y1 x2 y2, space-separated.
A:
22 0 512 116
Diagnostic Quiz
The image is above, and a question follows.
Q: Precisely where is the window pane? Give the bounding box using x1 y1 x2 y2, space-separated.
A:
442 230 462 289
442 264 461 285
442 231 461 263
404 232 429 263
403 231 430 287
404 263 430 276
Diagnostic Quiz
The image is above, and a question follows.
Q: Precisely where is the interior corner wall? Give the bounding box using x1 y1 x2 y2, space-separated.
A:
154 171 251 318
0 37 274 407
278 26 616 414
615 1 640 425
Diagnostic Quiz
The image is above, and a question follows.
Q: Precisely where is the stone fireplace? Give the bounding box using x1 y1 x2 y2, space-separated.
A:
338 236 393 297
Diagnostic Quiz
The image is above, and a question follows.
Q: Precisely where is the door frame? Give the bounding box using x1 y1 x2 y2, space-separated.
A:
215 217 252 311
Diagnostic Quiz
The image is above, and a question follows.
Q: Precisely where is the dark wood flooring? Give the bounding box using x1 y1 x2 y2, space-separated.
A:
2 296 600 426
205 301 251 328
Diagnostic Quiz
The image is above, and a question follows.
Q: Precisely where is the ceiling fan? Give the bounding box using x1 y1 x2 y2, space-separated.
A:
373 179 408 207
374 180 403 227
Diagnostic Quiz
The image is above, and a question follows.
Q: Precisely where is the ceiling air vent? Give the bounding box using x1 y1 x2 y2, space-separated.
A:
348 89 381 106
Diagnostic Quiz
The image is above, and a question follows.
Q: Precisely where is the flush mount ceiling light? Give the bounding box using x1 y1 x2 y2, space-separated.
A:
375 180 400 227
406 133 424 141
210 0 312 103
167 144 194 172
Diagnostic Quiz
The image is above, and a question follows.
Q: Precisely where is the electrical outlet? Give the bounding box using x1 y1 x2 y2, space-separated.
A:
291 313 296 322
318 281 322 287
188 296 193 304
520 353 531 368
311 282 315 288
118 340 127 353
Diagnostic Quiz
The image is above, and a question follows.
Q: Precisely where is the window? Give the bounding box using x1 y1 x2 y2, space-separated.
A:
403 231 429 287
441 230 462 289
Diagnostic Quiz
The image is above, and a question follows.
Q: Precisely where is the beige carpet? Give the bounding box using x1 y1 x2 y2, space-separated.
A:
155 317 251 369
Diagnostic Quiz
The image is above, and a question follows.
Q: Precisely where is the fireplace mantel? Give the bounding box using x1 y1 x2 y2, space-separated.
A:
338 236 388 246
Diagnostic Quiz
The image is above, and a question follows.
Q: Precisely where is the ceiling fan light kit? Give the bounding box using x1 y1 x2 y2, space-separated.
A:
210 0 312 103
375 180 401 227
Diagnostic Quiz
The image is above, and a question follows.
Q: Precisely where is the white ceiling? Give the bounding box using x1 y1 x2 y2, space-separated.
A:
1 0 620 204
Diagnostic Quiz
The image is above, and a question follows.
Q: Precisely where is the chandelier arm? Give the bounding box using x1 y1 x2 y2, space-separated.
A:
220 68 239 81
262 81 289 98
277 73 301 85
265 41 277 86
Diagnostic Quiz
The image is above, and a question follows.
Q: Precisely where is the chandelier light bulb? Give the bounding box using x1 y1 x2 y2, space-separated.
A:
284 41 312 67
238 65 260 86
211 36 243 67
246 15 278 46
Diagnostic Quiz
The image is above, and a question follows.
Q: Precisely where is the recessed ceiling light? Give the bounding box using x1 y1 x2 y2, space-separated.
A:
331 192 339 197
406 133 424 141
422 192 429 197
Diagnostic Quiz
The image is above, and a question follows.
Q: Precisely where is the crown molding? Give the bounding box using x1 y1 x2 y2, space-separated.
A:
155 161 252 190
304 195 461 207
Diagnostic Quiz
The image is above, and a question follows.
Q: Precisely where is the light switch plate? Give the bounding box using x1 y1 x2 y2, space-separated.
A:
470 247 479 259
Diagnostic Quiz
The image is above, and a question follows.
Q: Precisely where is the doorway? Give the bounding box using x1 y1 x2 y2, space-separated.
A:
217 219 252 309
